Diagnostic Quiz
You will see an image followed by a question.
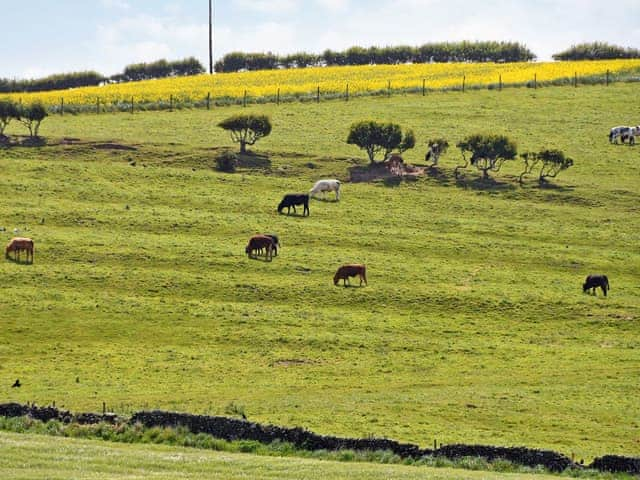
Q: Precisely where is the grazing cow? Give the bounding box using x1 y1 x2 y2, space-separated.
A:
583 274 610 296
265 234 279 256
333 264 367 287
277 194 309 216
5 237 34 263
310 179 341 201
245 234 275 261
256 234 280 257
609 126 632 144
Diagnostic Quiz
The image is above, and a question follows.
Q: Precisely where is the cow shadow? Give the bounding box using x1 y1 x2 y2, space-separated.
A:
310 197 339 203
278 210 310 217
247 254 274 262
6 256 33 265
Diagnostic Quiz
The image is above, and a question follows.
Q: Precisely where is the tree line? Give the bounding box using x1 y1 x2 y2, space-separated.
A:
552 42 640 61
0 57 205 94
215 41 536 72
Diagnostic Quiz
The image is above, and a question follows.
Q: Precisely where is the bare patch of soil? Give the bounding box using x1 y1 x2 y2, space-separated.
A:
349 157 425 183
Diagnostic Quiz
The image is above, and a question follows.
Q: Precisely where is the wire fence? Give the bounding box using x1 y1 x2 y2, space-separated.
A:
27 69 638 116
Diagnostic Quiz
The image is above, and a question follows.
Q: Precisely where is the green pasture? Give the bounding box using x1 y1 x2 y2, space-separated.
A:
0 83 639 462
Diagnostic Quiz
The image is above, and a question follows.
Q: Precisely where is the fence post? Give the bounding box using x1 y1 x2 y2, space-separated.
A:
574 72 577 88
277 88 280 105
60 97 64 116
206 92 211 110
96 97 100 114
387 80 391 97
170 94 173 111
130 96 134 114
606 70 610 86
316 85 320 103
422 79 426 96
499 74 502 91
534 73 537 90
462 75 465 93
243 90 247 107
346 83 349 102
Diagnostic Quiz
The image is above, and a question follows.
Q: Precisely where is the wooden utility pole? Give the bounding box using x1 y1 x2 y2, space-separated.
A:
208 0 213 74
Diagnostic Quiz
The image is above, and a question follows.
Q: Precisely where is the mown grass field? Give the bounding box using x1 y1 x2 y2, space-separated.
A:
0 431 568 480
1 83 639 464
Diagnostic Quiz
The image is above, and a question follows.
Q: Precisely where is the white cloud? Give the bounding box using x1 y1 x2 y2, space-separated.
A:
233 0 299 13
315 0 349 12
95 13 208 75
100 0 130 10
215 22 297 55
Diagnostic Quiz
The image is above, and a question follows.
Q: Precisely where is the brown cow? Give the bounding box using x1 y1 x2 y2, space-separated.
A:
245 234 275 261
334 264 367 287
5 237 34 263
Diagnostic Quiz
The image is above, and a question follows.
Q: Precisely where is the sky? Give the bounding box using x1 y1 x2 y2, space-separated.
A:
2 0 640 79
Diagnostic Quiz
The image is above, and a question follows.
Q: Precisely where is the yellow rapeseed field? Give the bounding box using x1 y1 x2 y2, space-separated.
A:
4 59 640 107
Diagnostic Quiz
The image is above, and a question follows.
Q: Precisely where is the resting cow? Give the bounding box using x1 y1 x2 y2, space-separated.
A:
5 237 34 263
278 194 309 216
309 179 341 201
334 264 367 287
245 234 275 261
583 274 609 296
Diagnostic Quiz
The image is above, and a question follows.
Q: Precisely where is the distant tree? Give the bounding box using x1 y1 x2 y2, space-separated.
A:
520 149 574 185
17 102 47 137
553 42 640 61
0 99 19 136
346 121 415 163
218 114 272 154
456 134 517 179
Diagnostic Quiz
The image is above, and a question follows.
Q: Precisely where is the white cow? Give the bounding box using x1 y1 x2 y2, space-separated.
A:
309 179 341 201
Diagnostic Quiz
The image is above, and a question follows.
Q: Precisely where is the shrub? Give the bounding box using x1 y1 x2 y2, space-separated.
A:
215 152 238 173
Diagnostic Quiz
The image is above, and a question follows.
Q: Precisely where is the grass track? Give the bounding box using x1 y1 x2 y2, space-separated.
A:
0 83 639 461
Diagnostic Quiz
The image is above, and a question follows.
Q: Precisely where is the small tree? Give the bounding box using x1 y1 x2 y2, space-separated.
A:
18 102 48 137
347 120 415 163
0 99 19 137
218 114 272 154
425 138 449 166
520 149 574 185
456 134 517 179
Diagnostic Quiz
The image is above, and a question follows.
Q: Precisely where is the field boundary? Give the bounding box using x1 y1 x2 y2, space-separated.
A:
1 403 638 474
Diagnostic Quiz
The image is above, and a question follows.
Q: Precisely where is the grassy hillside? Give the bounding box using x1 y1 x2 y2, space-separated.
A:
1 83 639 461
0 431 567 480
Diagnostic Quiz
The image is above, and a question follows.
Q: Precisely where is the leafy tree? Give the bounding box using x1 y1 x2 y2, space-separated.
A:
520 149 574 184
346 121 415 163
456 134 517 179
553 42 640 61
0 99 19 136
218 114 272 154
17 102 48 137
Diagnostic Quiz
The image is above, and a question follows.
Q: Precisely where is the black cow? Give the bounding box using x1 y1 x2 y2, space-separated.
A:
583 274 610 296
277 194 309 216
